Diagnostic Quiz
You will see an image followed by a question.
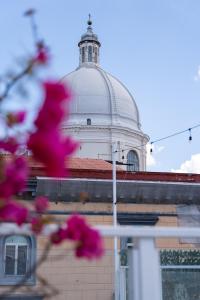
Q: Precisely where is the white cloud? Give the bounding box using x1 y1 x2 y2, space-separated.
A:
171 153 200 173
194 66 200 81
146 143 165 168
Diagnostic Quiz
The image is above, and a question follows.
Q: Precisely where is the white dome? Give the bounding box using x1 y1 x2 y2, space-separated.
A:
61 18 149 171
62 63 141 131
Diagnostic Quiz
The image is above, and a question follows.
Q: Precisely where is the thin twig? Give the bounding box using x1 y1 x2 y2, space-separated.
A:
0 61 34 102
36 273 59 299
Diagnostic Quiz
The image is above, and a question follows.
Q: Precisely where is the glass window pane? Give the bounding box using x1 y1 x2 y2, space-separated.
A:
5 245 15 275
17 245 27 275
6 235 27 244
127 150 139 171
162 268 200 300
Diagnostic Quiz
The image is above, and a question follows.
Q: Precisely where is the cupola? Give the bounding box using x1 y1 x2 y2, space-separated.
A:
78 14 101 65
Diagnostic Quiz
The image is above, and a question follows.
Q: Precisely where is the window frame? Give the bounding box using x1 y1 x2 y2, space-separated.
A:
127 150 139 172
0 235 36 286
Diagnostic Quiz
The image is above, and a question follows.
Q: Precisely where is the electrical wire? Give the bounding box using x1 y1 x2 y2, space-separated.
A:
116 122 200 154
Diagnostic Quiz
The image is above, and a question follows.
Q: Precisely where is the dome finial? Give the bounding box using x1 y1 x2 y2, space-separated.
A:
87 14 92 26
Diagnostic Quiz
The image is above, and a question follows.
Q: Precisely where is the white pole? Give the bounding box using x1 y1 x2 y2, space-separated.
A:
132 238 162 300
112 142 119 300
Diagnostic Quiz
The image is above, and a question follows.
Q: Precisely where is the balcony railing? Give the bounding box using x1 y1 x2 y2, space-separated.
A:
97 225 200 300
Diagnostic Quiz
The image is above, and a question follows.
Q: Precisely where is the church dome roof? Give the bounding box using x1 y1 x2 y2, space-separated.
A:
62 16 143 134
62 64 141 131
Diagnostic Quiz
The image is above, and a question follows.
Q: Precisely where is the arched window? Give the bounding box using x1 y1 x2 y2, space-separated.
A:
82 47 85 63
88 46 92 62
0 235 36 285
87 118 91 125
127 150 139 171
94 47 98 63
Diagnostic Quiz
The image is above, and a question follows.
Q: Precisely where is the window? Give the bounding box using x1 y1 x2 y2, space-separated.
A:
5 236 28 276
87 118 91 125
161 249 200 300
88 46 92 62
0 235 36 285
127 150 139 171
94 47 98 63
81 47 85 63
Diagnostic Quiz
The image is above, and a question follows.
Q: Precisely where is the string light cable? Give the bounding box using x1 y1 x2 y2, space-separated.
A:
116 122 200 154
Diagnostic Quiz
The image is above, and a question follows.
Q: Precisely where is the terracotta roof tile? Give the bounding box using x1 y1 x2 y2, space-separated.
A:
1 154 200 183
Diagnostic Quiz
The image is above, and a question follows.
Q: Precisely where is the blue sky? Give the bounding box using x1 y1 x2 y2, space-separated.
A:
0 0 200 172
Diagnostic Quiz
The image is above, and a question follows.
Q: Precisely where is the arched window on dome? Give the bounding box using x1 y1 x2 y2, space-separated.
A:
88 46 92 62
127 150 139 172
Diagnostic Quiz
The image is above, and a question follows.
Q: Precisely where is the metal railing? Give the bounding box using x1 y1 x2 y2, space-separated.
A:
96 225 200 300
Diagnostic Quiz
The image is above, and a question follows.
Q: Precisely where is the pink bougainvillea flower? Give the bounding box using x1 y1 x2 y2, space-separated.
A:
34 196 49 213
6 111 26 127
0 157 28 199
0 137 19 154
28 81 77 177
28 128 78 177
65 214 87 241
43 81 71 104
0 201 28 225
76 227 104 259
31 216 44 234
65 214 104 260
34 81 71 130
34 99 65 131
34 47 49 65
51 228 67 245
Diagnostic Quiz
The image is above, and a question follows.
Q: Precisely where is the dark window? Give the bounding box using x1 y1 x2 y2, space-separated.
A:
88 46 92 62
82 47 85 63
5 236 28 276
127 150 139 171
87 118 91 125
94 47 98 63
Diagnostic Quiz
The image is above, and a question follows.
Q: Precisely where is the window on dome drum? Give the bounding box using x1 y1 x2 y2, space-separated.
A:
87 118 91 125
88 46 92 62
161 249 200 300
127 150 139 171
0 235 36 285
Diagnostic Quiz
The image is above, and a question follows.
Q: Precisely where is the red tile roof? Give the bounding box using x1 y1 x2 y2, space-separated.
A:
2 154 200 183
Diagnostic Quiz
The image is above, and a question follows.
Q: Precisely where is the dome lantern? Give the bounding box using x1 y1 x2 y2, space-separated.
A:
78 15 101 66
